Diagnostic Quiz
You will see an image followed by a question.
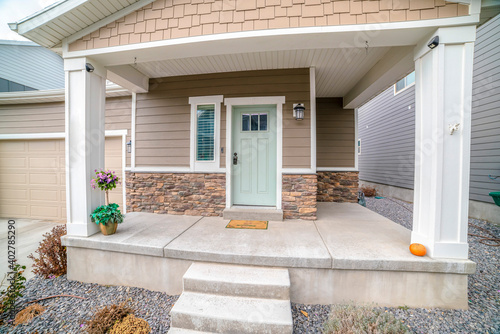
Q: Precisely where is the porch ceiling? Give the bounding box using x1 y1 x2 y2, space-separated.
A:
133 47 391 98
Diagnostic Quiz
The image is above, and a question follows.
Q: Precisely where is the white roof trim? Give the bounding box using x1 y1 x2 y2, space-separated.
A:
0 84 130 104
9 0 155 49
9 0 86 35
66 0 155 45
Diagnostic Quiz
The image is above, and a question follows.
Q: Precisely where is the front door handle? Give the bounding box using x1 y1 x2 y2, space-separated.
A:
233 152 238 165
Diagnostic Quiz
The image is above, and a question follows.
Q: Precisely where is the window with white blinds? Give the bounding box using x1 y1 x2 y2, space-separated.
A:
196 104 215 161
189 95 223 172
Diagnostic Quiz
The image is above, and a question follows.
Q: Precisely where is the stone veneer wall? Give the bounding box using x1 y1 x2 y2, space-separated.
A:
317 171 359 203
282 174 317 220
126 172 225 216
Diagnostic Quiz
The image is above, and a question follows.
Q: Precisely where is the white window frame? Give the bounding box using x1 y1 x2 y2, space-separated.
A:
189 95 224 172
394 71 415 95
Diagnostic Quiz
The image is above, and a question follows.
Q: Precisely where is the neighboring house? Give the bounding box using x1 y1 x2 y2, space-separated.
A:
0 40 65 92
358 13 500 223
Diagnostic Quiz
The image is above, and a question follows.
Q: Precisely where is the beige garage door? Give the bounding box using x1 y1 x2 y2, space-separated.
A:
0 137 123 221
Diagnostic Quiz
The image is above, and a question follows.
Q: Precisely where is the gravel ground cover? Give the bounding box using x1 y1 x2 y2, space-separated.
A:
365 196 500 334
1 197 498 333
0 277 177 333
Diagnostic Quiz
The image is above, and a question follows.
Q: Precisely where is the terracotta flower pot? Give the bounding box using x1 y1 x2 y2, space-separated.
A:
100 221 118 235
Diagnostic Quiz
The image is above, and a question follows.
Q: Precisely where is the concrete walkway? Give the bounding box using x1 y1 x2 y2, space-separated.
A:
62 203 475 275
0 218 63 286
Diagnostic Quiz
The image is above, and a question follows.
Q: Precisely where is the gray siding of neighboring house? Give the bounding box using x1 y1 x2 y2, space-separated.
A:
358 85 415 189
0 41 64 90
358 14 500 204
470 14 500 203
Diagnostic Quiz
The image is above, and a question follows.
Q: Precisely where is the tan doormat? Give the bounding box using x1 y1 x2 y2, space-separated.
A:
226 220 268 230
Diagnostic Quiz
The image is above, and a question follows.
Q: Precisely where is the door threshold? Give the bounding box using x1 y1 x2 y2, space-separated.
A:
223 207 283 221
231 205 277 210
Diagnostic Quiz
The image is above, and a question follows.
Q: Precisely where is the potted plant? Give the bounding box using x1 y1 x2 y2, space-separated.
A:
90 169 124 235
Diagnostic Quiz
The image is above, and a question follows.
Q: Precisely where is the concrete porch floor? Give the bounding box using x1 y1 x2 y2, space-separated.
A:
62 203 476 308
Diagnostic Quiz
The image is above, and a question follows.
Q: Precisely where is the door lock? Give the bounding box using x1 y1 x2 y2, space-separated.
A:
233 152 238 165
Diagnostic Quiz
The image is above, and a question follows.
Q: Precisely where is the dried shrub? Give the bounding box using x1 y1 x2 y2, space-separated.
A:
360 186 377 197
323 304 410 334
85 302 133 334
110 314 151 334
28 225 67 278
14 304 45 325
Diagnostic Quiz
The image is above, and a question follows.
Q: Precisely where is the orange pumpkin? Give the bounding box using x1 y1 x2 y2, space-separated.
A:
409 243 426 256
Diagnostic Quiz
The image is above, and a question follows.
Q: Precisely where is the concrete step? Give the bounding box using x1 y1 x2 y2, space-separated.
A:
168 328 213 334
170 292 293 334
223 207 283 221
183 263 290 300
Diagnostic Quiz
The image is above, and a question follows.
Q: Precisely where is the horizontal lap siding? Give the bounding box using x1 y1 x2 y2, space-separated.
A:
316 98 355 168
135 69 310 168
358 85 415 189
0 102 65 133
357 14 500 204
0 97 132 166
105 96 132 167
470 15 500 204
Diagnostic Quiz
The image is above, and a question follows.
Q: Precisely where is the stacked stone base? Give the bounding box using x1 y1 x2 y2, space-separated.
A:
317 171 359 203
126 172 225 217
126 171 358 220
282 174 318 220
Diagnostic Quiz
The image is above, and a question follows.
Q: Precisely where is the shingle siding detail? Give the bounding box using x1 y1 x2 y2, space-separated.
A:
69 0 469 51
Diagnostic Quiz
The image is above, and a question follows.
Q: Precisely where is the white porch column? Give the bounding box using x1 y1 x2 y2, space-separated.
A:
64 58 106 236
412 26 476 259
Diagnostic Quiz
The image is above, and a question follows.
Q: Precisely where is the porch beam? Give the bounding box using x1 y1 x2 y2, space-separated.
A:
65 57 106 236
343 46 414 109
411 26 476 259
106 65 149 93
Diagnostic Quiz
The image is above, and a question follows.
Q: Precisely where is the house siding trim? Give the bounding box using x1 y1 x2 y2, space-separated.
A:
224 96 285 210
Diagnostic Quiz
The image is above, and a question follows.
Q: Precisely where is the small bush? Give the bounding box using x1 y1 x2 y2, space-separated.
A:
14 304 45 325
85 302 133 334
360 186 377 197
0 261 27 314
323 304 410 334
28 225 67 278
110 314 151 334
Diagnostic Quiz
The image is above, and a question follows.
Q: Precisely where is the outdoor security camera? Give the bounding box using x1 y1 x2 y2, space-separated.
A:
427 36 439 49
85 63 94 72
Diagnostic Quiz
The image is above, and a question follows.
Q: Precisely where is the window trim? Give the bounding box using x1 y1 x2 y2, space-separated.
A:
394 71 415 95
189 95 224 172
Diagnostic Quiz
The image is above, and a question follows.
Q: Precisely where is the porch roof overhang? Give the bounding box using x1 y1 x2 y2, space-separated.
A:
9 0 489 108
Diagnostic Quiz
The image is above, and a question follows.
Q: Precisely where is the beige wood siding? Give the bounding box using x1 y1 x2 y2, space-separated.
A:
316 98 355 168
0 96 132 166
105 96 132 167
0 102 65 134
0 137 123 220
136 68 310 168
69 1 470 52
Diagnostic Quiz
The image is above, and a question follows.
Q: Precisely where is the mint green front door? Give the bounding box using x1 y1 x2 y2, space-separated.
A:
232 105 277 206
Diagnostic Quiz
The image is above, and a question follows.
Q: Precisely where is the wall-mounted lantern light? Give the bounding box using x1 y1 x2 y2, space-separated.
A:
126 140 132 153
427 36 439 49
293 103 305 121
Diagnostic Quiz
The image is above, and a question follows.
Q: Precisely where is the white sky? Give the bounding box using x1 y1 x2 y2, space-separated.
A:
0 0 59 41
